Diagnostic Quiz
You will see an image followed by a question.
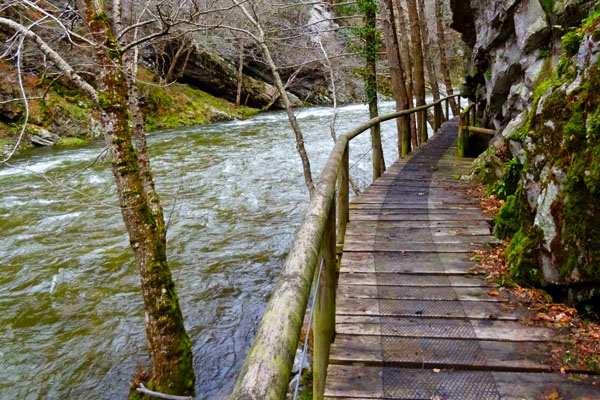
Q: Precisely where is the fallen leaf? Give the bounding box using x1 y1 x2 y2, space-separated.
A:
348 270 355 275
560 367 566 374
488 290 499 297
433 368 441 373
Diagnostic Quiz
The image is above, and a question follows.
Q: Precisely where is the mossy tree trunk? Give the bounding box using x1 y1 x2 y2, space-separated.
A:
358 0 386 180
83 3 195 396
381 0 411 156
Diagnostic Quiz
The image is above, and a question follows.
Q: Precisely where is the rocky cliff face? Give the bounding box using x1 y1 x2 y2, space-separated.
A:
452 1 600 302
452 0 595 129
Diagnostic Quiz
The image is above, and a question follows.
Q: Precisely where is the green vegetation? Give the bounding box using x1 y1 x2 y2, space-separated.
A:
0 62 258 155
562 31 582 57
540 0 555 14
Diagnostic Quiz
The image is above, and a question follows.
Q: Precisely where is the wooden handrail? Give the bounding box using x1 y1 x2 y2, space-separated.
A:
231 94 461 400
458 103 497 157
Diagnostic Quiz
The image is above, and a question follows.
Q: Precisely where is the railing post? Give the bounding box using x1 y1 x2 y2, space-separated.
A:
471 104 477 127
445 99 450 120
420 109 428 143
433 103 440 133
337 145 349 259
401 115 411 157
313 197 336 400
458 108 468 158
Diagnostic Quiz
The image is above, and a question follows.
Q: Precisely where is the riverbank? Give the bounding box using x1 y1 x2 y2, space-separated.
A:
0 62 259 158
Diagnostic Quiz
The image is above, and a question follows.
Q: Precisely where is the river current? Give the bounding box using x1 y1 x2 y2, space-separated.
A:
0 99 460 398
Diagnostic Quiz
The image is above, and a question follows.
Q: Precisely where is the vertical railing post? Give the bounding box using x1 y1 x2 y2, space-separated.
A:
433 103 440 133
420 109 428 143
401 115 411 156
337 145 349 260
446 98 450 120
471 104 477 128
313 197 336 400
458 108 468 158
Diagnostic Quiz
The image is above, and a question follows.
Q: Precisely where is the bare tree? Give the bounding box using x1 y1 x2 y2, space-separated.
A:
229 0 316 196
380 0 411 156
394 0 418 147
435 0 458 116
406 0 427 143
0 1 196 395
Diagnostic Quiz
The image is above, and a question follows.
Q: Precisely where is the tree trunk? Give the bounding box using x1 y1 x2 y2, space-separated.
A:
261 40 315 196
395 0 418 147
83 5 195 396
417 0 441 104
381 0 411 156
236 40 244 105
406 0 427 143
361 0 385 179
435 0 458 116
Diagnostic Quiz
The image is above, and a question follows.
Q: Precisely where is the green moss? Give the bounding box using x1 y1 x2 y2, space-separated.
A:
562 31 582 57
540 0 554 14
58 137 86 146
505 227 544 286
495 188 527 239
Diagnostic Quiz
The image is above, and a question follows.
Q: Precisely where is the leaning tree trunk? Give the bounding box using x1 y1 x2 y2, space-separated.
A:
395 0 418 147
381 0 411 156
359 0 385 179
84 5 195 397
261 40 315 196
406 0 427 144
435 0 458 116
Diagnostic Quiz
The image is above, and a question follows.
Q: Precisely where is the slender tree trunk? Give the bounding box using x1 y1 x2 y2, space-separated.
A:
395 0 418 147
262 41 315 195
435 0 458 116
236 40 244 105
417 0 441 103
380 0 411 156
83 5 195 396
406 0 427 143
360 0 385 179
165 37 191 83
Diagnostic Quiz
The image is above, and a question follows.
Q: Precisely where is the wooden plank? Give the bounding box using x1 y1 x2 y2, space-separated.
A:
325 365 600 399
329 335 554 372
340 251 478 274
336 297 530 321
335 316 555 342
336 285 509 303
345 220 491 230
338 272 486 287
342 241 494 253
344 225 492 236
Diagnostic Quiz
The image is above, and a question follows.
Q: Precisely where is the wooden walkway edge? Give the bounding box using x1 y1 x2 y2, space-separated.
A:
324 121 600 399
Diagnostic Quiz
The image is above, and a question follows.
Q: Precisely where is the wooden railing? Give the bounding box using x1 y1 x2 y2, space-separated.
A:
231 94 461 400
457 103 497 157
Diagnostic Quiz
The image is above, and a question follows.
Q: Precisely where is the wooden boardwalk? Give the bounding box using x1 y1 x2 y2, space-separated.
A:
324 121 600 399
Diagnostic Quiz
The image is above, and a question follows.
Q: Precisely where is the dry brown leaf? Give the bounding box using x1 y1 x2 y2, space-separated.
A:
488 290 499 297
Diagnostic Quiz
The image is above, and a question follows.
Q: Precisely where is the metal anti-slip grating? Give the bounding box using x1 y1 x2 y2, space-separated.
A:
379 317 476 339
381 337 488 366
377 299 467 318
382 368 501 399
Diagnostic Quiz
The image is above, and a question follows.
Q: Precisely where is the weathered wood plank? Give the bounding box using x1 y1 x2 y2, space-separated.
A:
336 285 509 302
325 365 600 399
338 272 486 287
335 316 557 342
336 297 530 320
329 335 554 372
340 251 478 274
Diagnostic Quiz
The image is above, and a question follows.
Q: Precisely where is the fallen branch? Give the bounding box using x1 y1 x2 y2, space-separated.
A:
136 383 194 400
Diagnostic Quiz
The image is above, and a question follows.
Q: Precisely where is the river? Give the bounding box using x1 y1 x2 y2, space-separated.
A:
0 99 460 399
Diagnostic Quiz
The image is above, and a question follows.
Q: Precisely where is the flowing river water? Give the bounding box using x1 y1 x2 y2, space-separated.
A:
0 99 459 399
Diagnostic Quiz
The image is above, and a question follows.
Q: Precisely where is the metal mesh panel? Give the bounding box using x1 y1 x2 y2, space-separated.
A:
382 368 501 399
